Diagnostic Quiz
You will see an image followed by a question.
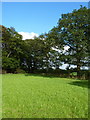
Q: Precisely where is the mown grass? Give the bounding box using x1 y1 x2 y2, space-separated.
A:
2 74 88 118
0 74 2 119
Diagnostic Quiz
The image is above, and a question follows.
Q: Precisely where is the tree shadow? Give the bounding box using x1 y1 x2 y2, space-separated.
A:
68 80 89 89
24 73 89 89
24 73 67 78
24 73 58 78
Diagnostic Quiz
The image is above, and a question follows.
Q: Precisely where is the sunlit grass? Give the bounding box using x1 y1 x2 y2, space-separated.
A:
2 74 88 118
0 74 2 119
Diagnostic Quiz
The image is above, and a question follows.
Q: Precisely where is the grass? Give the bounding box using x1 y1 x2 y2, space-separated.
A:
2 74 88 118
0 74 2 119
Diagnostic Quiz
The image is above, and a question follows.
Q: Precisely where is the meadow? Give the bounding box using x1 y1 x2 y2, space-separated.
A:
2 74 88 118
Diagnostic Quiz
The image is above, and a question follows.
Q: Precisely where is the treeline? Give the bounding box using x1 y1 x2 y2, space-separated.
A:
1 6 90 79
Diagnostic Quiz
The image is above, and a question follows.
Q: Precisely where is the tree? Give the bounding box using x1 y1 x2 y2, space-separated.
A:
22 37 49 73
2 26 24 73
55 6 89 78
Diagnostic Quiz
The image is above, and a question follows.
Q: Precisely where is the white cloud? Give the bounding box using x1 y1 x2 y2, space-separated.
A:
63 45 70 53
64 46 70 51
52 45 70 53
18 32 39 40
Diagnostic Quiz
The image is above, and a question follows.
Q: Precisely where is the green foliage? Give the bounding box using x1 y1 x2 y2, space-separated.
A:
1 26 24 73
49 6 90 78
15 68 26 74
2 57 19 73
22 37 49 73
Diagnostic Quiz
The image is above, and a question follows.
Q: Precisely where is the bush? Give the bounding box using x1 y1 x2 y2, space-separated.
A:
2 69 7 74
15 68 26 74
0 69 2 74
85 71 90 80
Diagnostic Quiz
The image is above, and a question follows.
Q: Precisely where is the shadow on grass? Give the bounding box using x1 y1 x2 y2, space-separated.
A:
69 80 89 89
24 73 89 89
24 73 69 78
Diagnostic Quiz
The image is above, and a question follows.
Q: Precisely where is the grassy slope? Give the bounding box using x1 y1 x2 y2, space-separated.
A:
2 74 88 118
0 74 2 119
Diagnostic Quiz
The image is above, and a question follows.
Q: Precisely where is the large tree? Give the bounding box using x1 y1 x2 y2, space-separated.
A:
22 37 49 73
2 26 23 73
47 6 90 78
57 6 89 78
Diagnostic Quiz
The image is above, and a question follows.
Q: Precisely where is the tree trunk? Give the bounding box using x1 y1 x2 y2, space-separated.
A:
77 59 81 79
76 44 81 79
7 51 11 58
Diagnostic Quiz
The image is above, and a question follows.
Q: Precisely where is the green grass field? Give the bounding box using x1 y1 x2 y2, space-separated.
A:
2 74 88 118
0 74 2 119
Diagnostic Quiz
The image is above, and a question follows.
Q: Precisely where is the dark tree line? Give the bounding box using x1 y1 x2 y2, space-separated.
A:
1 6 90 79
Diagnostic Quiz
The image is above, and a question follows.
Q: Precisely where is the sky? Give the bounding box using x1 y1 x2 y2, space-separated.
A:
1 2 88 39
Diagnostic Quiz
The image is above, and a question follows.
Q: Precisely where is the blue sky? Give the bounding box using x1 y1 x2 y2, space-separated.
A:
2 2 88 35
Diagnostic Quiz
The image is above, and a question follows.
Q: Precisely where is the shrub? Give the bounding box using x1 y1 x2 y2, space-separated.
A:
85 71 90 80
2 69 7 74
15 68 26 74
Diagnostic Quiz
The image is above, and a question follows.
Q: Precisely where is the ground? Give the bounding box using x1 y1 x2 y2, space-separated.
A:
2 74 88 118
